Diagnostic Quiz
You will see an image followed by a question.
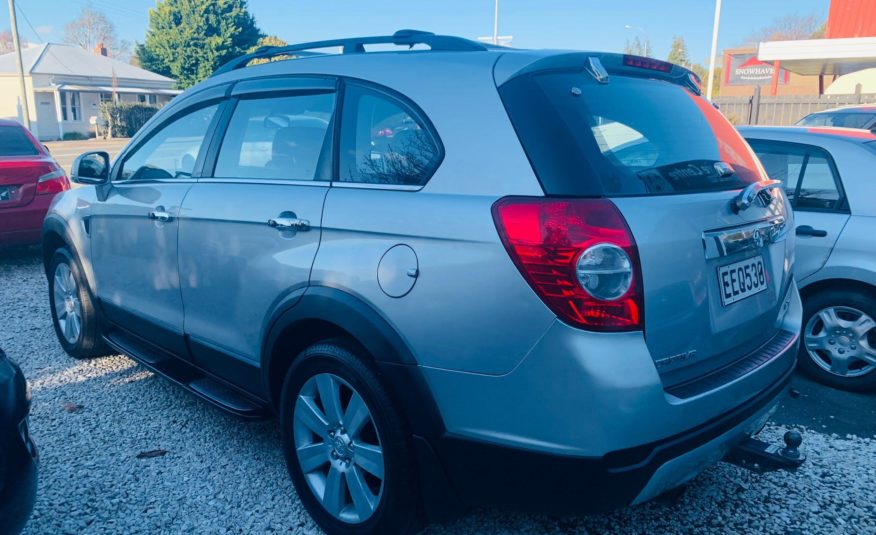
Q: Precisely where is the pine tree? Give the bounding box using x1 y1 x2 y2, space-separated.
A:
136 0 262 89
667 36 691 67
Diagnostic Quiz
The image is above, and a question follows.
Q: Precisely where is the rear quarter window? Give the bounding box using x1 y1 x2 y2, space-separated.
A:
0 125 39 156
499 72 764 197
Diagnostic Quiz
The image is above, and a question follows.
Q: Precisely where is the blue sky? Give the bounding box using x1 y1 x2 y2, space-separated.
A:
2 0 829 63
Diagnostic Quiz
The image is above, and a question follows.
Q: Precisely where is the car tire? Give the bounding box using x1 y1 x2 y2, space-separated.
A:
799 288 876 392
280 340 419 535
48 248 108 359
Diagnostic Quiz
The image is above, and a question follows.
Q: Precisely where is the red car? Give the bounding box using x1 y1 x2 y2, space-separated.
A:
0 120 70 246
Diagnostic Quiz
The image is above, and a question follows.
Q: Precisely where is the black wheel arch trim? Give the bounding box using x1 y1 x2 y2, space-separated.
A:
260 285 446 437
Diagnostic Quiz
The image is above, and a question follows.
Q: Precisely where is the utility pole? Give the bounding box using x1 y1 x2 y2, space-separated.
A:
706 0 723 101
492 0 499 45
6 0 31 129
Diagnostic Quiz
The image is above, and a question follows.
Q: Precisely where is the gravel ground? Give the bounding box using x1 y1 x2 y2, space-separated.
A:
2 246 875 534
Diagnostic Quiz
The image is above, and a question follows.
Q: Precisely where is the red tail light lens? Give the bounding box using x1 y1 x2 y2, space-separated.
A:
36 168 70 195
492 197 643 331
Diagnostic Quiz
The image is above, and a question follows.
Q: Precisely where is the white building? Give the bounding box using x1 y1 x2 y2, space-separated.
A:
0 43 180 140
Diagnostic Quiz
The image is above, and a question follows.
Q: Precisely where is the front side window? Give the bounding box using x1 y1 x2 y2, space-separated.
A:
214 92 335 181
339 83 441 186
119 104 218 181
748 140 843 211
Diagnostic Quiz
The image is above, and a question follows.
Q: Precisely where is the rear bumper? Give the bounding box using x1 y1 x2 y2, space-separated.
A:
0 194 53 246
431 368 789 514
408 281 801 517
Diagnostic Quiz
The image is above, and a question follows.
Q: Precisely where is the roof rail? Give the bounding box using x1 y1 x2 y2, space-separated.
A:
211 30 489 77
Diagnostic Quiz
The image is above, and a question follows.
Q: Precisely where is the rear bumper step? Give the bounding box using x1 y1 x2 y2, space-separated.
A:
723 430 805 473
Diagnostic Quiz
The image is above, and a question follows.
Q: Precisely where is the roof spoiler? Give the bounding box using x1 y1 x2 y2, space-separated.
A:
211 30 490 78
499 52 702 95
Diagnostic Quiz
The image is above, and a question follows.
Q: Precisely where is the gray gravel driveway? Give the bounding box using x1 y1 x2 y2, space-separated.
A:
2 247 874 534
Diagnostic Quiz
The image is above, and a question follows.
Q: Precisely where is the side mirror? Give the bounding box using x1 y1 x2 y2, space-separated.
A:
71 151 110 185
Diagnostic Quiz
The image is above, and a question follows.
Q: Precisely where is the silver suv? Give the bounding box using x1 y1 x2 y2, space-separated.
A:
43 31 801 534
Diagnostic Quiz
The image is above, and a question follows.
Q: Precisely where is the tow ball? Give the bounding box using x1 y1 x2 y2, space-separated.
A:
723 430 805 473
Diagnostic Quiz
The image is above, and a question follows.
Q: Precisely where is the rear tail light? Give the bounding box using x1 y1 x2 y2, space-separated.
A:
492 197 643 331
36 168 70 195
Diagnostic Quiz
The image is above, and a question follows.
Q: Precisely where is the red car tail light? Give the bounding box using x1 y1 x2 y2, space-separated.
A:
36 167 70 195
492 197 644 331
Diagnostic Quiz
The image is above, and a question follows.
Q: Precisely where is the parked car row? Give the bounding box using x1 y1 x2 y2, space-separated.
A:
0 31 873 535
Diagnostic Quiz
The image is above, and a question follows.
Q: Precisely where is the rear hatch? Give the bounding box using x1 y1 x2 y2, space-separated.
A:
0 124 49 209
498 53 794 389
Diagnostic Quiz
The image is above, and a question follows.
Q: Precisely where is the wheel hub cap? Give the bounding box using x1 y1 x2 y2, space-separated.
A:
53 262 82 345
805 305 876 378
292 373 385 524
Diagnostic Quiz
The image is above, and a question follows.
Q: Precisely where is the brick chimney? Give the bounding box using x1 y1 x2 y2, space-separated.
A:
94 42 108 56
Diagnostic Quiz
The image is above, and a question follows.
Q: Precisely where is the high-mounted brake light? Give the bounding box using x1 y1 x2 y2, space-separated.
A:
492 197 643 331
623 55 672 73
36 167 70 195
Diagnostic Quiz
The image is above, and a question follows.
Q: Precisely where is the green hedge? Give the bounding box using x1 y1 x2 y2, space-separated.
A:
99 102 159 138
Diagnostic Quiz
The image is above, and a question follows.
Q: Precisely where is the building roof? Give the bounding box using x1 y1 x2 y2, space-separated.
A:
0 43 174 83
757 37 876 76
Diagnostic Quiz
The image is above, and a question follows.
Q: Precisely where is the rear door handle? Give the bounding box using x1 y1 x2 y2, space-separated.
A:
268 217 310 231
796 225 827 238
148 210 173 222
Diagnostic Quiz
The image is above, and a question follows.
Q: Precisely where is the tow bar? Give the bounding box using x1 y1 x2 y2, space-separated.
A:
723 430 805 473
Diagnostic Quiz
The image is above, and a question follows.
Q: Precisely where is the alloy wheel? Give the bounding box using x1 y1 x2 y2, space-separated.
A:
293 373 385 524
53 262 82 345
804 305 876 378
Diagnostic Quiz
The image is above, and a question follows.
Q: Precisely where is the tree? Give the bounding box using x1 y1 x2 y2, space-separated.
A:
624 36 651 57
0 29 23 54
690 63 722 97
64 4 131 60
745 14 824 43
667 36 690 67
136 0 262 89
249 35 287 52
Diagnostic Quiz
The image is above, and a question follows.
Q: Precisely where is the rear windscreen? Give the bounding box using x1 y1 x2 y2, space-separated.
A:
499 72 764 196
797 112 876 129
0 125 39 156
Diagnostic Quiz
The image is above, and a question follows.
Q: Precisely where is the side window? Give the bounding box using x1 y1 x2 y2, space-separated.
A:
797 153 841 210
339 83 441 186
214 92 336 181
749 140 843 211
119 104 218 181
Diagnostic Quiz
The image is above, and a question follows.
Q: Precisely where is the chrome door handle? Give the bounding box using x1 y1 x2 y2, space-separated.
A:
148 210 172 222
268 217 310 231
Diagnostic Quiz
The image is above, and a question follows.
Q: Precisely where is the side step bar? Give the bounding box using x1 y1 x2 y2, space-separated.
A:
723 430 805 473
103 330 271 420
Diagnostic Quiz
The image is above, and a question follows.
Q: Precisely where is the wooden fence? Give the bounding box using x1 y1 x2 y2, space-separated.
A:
713 86 876 126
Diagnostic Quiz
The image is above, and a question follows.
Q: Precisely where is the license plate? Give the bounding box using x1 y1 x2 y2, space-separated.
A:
0 186 12 202
718 256 767 306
